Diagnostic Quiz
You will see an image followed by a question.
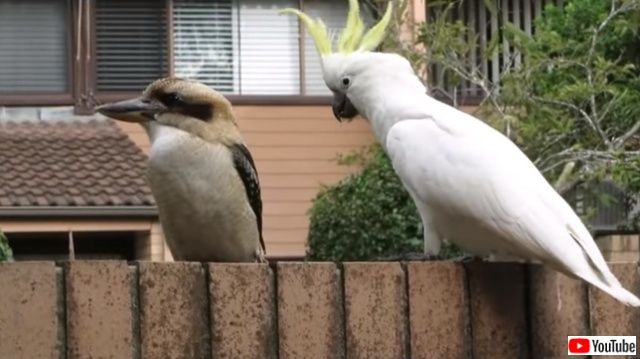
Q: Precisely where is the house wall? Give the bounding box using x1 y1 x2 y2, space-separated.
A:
117 105 375 257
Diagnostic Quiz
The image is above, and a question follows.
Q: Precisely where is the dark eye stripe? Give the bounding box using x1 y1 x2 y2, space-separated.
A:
182 104 213 122
155 91 214 121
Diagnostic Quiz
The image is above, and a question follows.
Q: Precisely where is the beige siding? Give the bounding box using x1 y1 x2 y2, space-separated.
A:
117 105 375 257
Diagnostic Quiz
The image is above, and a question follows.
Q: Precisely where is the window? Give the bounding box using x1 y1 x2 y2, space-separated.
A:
172 0 300 95
173 0 235 92
95 0 167 92
236 0 300 94
0 0 69 94
93 0 372 97
7 231 136 261
0 0 374 108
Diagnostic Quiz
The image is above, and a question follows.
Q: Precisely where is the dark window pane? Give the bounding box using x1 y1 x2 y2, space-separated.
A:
0 0 68 93
7 231 136 261
96 0 167 92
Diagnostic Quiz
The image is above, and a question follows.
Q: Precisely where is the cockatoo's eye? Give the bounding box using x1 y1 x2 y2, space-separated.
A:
341 77 351 89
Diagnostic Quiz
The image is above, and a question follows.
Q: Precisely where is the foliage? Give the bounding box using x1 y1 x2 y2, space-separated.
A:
307 145 462 261
418 0 640 224
0 229 13 262
307 145 422 261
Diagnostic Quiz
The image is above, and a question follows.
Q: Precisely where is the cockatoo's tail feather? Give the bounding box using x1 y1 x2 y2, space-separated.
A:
280 0 392 55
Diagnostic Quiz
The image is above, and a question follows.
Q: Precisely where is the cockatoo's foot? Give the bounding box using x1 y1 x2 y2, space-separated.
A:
376 252 441 261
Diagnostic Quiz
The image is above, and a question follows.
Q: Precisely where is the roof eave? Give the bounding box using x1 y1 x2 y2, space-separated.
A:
0 206 158 219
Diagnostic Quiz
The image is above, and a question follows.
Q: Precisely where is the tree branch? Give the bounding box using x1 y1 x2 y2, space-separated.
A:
613 120 640 149
532 96 610 145
554 161 576 189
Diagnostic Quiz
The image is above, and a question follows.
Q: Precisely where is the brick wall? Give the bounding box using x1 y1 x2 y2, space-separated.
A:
0 260 638 359
598 235 640 262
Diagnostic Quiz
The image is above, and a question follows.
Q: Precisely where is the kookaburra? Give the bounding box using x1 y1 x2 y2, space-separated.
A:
96 78 265 263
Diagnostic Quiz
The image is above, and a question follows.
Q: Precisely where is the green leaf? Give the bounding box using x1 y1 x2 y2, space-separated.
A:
0 229 14 262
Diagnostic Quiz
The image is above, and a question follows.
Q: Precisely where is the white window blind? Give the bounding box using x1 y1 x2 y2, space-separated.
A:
95 0 167 92
173 0 236 93
237 0 299 95
0 0 68 93
302 0 372 95
93 0 368 96
173 0 299 95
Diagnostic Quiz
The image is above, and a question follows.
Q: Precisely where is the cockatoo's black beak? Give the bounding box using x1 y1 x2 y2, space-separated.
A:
95 97 165 123
332 92 359 122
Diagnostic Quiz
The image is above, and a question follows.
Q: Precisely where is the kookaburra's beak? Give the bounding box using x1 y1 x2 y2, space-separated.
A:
332 92 359 122
95 97 165 123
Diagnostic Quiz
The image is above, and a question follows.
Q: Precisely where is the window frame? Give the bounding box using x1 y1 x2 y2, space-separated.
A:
0 0 77 106
90 0 325 106
87 0 173 107
0 0 332 111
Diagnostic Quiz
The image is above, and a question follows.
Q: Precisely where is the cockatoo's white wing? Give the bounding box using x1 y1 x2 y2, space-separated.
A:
385 104 640 306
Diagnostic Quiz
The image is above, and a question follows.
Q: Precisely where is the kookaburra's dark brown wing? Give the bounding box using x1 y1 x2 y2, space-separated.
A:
230 143 264 252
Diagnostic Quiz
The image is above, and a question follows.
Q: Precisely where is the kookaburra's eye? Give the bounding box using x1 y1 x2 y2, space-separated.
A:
161 92 182 107
341 77 351 87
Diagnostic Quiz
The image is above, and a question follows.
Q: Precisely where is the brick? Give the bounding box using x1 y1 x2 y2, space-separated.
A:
209 263 276 359
467 262 528 359
138 262 209 359
0 262 59 359
528 265 589 358
277 262 344 359
590 263 640 341
66 261 133 359
344 262 407 359
408 262 469 359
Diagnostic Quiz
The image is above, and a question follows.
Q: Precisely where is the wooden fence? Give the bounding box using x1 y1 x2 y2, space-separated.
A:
0 260 638 359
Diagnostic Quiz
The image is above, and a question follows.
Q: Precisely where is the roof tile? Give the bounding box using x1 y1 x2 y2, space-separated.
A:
0 119 155 208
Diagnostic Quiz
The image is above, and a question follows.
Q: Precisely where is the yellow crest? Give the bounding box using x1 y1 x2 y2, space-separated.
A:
280 0 393 56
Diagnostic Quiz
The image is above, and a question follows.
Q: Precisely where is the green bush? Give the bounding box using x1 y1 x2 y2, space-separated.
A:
0 229 13 262
307 145 460 261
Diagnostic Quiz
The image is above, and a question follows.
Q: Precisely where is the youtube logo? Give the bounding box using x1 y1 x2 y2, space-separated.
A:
568 336 636 355
568 338 590 354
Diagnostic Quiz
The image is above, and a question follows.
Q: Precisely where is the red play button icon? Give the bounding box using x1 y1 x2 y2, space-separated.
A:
568 338 590 354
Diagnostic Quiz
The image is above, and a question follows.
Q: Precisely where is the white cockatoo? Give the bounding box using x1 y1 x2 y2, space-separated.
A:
283 0 640 306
